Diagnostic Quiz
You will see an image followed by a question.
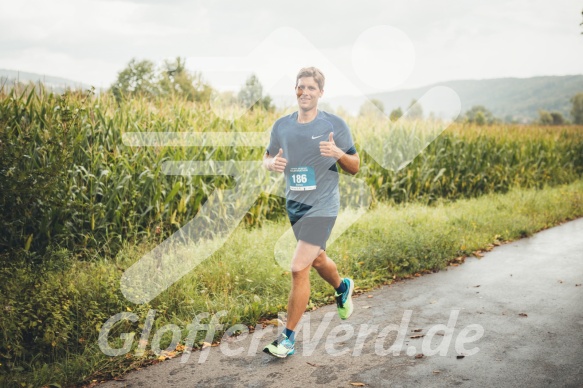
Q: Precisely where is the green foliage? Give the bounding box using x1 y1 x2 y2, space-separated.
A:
111 57 213 103
0 86 287 261
550 112 565 125
157 57 213 103
238 74 262 107
355 115 583 204
464 105 497 125
111 59 158 100
538 110 553 125
389 107 403 122
539 110 566 125
0 87 90 257
1 87 582 264
238 74 274 111
571 92 583 124
0 250 135 384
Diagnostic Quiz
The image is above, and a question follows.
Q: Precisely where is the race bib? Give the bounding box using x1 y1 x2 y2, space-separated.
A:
289 166 316 191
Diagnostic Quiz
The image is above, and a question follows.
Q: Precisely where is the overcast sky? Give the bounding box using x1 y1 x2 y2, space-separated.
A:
1 0 582 98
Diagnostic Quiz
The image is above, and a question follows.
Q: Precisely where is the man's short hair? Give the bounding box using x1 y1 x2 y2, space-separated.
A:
296 67 325 91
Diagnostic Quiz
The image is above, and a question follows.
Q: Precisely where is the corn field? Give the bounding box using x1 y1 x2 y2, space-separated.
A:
1 86 582 258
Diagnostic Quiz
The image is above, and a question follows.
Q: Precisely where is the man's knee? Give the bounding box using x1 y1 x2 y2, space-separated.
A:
290 261 312 274
311 250 328 270
291 242 322 273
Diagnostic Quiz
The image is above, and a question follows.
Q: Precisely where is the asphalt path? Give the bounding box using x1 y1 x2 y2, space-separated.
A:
100 217 583 388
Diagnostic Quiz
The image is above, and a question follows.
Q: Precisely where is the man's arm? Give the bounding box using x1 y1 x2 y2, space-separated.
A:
263 148 287 173
319 133 360 175
336 152 360 175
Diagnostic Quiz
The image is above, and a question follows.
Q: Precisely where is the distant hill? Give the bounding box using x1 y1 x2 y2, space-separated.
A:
328 75 583 122
0 69 92 93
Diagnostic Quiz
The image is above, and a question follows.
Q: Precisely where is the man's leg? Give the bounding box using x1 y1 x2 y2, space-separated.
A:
287 245 348 331
264 219 352 357
312 250 342 289
285 240 322 331
263 240 320 358
312 250 354 321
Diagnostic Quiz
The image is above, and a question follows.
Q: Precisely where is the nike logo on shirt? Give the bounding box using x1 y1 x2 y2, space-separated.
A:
312 134 325 139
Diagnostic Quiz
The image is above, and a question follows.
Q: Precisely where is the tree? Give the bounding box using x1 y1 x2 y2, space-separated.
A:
571 93 583 124
111 59 158 99
474 111 486 126
538 110 566 125
359 98 385 118
238 74 262 108
259 94 274 111
238 74 274 111
389 107 403 122
110 57 213 103
464 105 497 125
538 110 553 125
158 57 212 102
550 112 565 125
406 99 423 120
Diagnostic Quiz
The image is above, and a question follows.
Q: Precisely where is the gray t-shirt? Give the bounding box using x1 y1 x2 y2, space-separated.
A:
266 110 356 221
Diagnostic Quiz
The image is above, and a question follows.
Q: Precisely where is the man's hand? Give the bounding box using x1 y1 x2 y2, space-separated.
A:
320 132 360 175
319 132 343 160
264 148 287 173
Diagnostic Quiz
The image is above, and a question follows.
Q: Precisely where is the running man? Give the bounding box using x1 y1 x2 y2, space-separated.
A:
262 67 360 358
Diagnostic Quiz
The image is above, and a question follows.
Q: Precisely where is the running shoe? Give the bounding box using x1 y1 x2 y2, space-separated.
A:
335 278 354 320
263 333 295 358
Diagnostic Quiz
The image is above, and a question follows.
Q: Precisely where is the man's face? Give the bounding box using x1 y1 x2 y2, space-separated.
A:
295 76 323 112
